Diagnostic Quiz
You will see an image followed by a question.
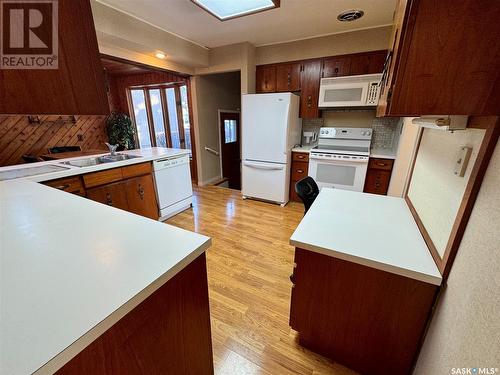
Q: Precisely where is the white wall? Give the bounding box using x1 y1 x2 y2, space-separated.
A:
191 72 241 185
255 26 391 65
414 137 500 374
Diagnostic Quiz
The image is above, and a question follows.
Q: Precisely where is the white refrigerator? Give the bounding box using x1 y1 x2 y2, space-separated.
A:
241 93 301 205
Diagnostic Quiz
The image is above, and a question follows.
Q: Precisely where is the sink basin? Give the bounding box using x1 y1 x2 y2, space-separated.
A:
61 154 142 167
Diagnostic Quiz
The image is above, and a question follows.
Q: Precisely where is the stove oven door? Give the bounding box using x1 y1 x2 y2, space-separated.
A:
308 155 368 191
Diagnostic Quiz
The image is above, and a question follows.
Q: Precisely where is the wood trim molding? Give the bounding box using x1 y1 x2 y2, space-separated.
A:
405 117 499 279
100 54 190 77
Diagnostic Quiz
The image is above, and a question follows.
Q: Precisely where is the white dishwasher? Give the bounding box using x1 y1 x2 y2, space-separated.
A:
153 154 193 221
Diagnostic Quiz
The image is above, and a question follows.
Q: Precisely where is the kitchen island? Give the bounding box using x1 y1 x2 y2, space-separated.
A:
289 188 442 375
1 176 213 374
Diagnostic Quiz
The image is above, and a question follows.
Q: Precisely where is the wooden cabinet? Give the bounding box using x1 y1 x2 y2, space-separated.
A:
299 60 322 118
43 176 85 196
377 0 500 116
256 65 276 93
255 50 386 119
0 0 109 115
290 247 438 375
84 162 159 219
350 50 387 76
322 56 351 78
289 152 309 202
363 158 394 195
125 175 159 219
276 63 301 92
87 181 129 211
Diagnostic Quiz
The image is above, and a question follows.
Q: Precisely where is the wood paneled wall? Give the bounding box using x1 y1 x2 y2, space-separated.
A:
0 115 108 166
108 71 188 114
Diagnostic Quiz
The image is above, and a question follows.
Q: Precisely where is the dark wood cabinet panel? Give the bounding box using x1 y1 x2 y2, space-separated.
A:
290 248 438 375
300 60 322 118
43 176 85 196
86 181 129 211
350 51 387 76
56 253 213 375
289 152 310 202
125 175 159 220
322 57 351 78
378 0 500 116
276 63 301 92
364 158 394 195
0 0 108 115
256 65 277 93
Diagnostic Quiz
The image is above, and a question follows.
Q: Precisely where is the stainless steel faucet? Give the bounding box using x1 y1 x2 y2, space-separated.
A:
105 143 119 156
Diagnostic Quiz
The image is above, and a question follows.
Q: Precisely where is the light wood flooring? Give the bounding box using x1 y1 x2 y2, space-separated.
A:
167 186 357 375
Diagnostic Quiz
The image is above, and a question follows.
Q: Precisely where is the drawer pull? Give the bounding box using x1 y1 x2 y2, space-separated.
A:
376 163 387 167
297 155 304 159
54 184 70 190
297 169 304 173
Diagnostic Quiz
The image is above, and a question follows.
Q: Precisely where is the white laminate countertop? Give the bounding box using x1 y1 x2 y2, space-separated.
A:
0 147 191 182
0 162 210 374
290 188 442 285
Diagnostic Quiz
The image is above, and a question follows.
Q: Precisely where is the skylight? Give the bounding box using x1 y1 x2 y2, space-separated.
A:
192 0 279 21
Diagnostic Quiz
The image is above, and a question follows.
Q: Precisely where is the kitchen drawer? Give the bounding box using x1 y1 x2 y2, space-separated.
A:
368 158 394 171
292 152 309 163
43 176 85 195
364 169 392 195
291 162 309 182
122 162 152 179
83 168 124 188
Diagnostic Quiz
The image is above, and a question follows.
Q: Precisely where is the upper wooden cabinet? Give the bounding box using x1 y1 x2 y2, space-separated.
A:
276 63 301 92
377 0 500 116
322 56 351 78
300 60 322 118
255 50 387 118
256 65 277 93
0 0 109 115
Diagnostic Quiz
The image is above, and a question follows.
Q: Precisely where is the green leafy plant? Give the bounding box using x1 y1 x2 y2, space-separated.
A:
106 112 136 151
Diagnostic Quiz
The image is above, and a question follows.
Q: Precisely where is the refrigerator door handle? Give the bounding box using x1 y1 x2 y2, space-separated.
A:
243 161 285 170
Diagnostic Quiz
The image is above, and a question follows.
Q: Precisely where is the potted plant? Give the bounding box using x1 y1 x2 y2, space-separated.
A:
106 112 136 151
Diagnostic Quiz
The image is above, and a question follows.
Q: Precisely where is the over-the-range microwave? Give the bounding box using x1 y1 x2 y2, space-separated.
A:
318 73 382 108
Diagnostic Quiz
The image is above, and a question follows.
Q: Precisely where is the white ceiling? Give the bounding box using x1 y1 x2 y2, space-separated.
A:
97 0 396 48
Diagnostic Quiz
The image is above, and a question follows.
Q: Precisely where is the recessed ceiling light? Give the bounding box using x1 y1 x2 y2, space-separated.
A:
155 52 166 59
337 9 365 22
191 0 280 21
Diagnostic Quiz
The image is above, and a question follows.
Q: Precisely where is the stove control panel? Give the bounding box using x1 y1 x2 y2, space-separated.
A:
319 127 372 140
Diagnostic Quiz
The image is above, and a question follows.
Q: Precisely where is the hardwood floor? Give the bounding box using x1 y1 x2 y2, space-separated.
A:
167 186 357 375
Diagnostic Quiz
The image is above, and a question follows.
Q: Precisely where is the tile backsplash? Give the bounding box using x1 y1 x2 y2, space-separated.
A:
301 113 401 151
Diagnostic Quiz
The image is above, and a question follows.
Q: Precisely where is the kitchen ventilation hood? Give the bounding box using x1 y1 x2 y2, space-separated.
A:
411 116 468 131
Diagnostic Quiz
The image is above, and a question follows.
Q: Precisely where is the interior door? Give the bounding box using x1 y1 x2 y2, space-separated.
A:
220 112 241 190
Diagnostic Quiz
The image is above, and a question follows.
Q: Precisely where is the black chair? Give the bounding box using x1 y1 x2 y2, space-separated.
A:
48 145 82 154
22 154 43 163
295 176 320 214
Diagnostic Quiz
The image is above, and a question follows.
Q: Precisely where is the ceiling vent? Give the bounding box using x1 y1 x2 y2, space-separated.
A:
337 9 364 22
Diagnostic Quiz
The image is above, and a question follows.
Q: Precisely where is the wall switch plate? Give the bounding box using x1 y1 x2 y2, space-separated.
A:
454 146 472 177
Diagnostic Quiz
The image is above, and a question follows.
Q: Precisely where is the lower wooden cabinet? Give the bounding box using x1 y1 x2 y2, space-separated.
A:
289 152 310 202
290 248 437 375
363 157 394 195
44 162 160 220
85 164 159 220
86 181 129 211
124 175 159 219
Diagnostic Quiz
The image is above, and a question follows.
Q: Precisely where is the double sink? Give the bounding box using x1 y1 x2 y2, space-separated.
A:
61 153 141 167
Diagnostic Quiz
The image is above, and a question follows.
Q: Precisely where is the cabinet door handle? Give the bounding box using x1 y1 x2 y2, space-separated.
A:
106 193 113 206
307 95 312 108
54 184 70 190
334 67 339 73
137 185 145 200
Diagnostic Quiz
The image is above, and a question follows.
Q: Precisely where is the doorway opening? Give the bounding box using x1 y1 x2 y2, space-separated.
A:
218 110 241 190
